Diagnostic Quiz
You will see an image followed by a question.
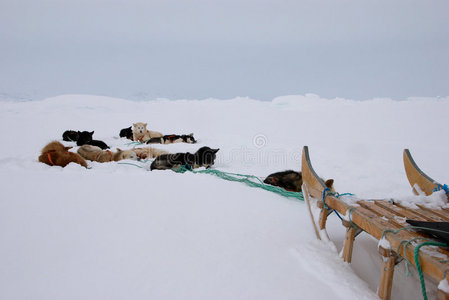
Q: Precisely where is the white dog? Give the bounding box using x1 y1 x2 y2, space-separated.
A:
133 122 163 142
134 147 169 160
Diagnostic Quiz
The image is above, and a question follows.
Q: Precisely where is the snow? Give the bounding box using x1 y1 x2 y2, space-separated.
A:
1 94 449 300
439 278 449 294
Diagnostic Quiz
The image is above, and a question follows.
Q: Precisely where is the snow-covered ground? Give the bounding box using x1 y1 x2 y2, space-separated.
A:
1 94 448 299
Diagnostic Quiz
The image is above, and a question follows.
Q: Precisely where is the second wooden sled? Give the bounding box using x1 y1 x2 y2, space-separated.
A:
301 146 449 300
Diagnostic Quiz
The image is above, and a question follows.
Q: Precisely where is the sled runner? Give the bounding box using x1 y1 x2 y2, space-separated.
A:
301 146 449 300
404 149 447 198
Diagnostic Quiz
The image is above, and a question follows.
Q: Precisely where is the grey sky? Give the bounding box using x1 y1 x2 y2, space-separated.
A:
1 0 448 100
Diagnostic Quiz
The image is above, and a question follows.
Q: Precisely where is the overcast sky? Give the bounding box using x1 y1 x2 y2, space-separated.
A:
1 0 448 100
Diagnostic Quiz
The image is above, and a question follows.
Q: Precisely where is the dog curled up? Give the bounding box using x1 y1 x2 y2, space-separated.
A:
146 133 197 144
133 147 169 160
263 170 334 192
77 145 138 163
133 122 163 142
62 130 80 142
38 141 88 168
119 126 133 140
150 146 219 171
76 131 110 150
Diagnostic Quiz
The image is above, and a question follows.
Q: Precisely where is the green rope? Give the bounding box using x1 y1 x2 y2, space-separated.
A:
117 162 144 168
414 241 447 300
125 141 143 146
381 226 449 299
172 165 304 201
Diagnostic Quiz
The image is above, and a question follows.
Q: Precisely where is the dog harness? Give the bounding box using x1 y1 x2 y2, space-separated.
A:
47 153 55 166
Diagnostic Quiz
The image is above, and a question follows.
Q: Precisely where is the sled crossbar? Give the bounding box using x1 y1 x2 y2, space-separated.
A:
301 146 449 300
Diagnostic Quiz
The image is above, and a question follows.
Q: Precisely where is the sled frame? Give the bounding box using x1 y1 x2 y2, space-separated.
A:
301 146 449 300
403 149 445 197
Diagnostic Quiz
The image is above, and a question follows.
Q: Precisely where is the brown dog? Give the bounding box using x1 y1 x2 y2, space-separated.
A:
38 141 88 168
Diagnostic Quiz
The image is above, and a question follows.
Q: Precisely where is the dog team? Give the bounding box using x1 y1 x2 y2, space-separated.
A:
39 122 218 171
39 122 332 192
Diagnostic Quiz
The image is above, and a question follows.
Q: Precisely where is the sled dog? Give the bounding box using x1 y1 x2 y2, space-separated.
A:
38 141 88 168
62 130 79 142
264 170 334 192
76 131 109 149
146 133 197 144
119 126 133 140
150 146 219 170
134 147 169 160
78 145 138 163
133 122 163 142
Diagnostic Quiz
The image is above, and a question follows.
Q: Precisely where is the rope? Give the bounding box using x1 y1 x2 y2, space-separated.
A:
117 162 144 168
381 226 449 299
433 184 449 194
414 241 447 300
172 165 304 201
321 188 355 222
125 141 144 146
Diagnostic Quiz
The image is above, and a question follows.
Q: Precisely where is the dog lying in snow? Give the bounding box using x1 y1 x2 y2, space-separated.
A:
62 130 80 142
133 147 169 160
133 122 163 142
150 146 219 170
264 170 334 192
76 131 110 150
77 145 138 163
119 126 133 140
38 141 88 168
146 133 197 144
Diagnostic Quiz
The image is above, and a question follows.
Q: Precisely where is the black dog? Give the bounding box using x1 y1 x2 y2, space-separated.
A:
146 133 197 144
264 170 334 192
264 170 303 192
119 126 133 140
62 130 80 142
150 146 219 170
76 131 109 150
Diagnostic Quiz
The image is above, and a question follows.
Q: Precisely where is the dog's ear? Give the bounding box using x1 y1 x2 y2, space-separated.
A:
91 131 94 135
128 126 132 130
324 179 334 190
64 146 73 151
116 148 122 152
213 148 219 153
188 133 193 136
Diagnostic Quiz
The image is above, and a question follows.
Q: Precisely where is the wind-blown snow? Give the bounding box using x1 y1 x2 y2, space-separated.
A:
1 94 448 299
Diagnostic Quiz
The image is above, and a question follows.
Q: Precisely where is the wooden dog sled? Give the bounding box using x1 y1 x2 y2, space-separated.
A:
301 146 449 300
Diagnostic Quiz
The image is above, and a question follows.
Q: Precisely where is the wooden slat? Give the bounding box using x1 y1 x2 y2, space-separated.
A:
374 201 428 221
417 206 449 222
395 203 447 222
358 201 406 228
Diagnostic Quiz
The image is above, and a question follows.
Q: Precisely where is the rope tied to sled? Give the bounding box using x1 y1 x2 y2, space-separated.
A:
381 226 449 300
321 188 355 222
172 165 304 201
415 241 447 300
433 184 449 194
